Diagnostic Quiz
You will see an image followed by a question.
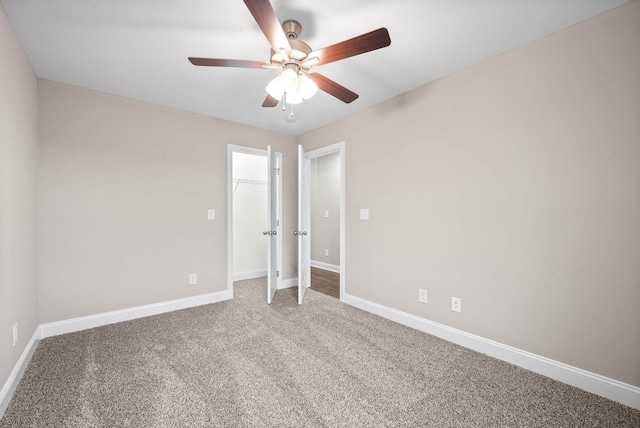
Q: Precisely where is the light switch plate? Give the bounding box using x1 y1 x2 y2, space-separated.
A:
207 209 215 220
360 209 370 220
418 289 428 303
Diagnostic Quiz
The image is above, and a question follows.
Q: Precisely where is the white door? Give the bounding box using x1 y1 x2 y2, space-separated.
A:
266 145 279 304
297 145 311 304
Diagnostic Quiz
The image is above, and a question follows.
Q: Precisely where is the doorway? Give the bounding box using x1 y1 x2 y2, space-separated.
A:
300 142 345 302
227 145 282 299
232 151 268 281
310 151 341 298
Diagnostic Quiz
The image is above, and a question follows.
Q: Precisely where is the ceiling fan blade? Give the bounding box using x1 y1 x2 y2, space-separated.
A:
188 58 269 68
310 73 359 104
243 0 291 58
309 28 391 66
262 94 280 107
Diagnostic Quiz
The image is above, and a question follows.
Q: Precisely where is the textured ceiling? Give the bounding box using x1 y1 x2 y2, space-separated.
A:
1 0 630 135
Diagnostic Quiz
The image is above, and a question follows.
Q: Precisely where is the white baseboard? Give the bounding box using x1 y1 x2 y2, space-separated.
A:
40 290 232 339
278 277 297 289
5 289 636 416
232 273 296 290
342 292 640 410
310 260 340 273
233 270 267 282
0 328 41 419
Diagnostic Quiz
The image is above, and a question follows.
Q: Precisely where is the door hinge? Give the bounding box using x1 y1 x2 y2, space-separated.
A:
276 168 281 176
277 270 280 278
277 219 280 226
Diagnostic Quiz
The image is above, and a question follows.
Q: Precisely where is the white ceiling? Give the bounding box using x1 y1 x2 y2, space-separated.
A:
1 0 630 136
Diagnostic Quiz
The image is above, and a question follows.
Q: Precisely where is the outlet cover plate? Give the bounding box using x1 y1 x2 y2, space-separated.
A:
418 289 428 303
189 273 197 285
452 297 462 313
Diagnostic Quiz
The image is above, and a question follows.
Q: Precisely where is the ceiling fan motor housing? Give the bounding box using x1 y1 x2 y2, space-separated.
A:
270 21 313 71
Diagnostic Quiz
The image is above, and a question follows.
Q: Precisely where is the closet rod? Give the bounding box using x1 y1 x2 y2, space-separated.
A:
232 179 268 186
232 178 268 196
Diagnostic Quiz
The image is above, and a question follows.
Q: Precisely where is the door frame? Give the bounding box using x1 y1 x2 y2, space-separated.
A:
304 142 346 301
227 144 283 298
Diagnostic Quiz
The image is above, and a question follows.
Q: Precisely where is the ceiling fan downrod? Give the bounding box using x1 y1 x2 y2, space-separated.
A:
282 20 302 40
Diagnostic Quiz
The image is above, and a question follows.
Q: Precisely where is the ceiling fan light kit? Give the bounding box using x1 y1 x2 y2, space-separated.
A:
266 66 319 105
188 0 391 119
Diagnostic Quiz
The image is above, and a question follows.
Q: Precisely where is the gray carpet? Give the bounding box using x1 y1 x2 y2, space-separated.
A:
1 278 639 427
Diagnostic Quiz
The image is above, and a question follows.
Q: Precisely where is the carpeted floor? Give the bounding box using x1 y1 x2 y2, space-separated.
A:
1 278 639 427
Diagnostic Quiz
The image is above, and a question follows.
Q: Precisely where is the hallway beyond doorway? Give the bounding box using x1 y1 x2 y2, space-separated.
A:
310 267 339 299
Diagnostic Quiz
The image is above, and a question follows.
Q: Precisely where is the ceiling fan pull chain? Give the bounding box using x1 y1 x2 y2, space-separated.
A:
286 103 296 122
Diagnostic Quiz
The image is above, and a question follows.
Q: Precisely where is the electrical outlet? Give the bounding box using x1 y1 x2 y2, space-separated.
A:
452 297 462 313
189 273 197 285
13 323 18 346
418 289 428 303
325 249 329 257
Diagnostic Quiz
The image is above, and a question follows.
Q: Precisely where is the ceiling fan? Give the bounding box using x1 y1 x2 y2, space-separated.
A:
188 0 391 108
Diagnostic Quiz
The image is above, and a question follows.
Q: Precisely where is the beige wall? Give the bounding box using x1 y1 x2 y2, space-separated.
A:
310 152 340 266
37 80 297 323
0 5 39 394
299 2 640 387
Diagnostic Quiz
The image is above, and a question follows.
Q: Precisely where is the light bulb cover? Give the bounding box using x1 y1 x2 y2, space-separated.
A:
280 68 299 91
266 76 284 100
298 74 318 99
285 91 303 105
